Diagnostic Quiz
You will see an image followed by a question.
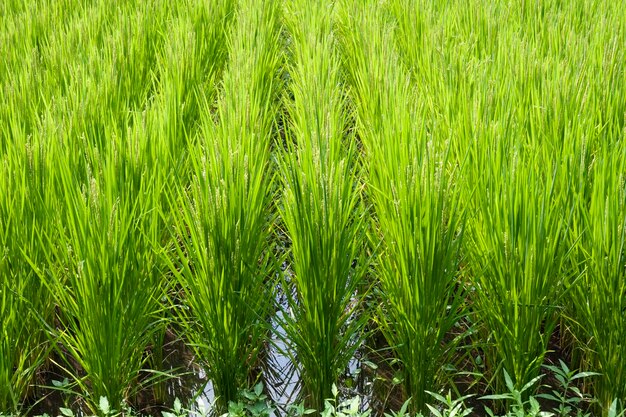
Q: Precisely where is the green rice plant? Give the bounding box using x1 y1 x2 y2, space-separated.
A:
464 145 573 395
153 0 236 152
568 143 626 413
163 0 281 410
37 145 168 412
0 129 56 413
337 1 466 412
126 5 237 402
371 152 465 414
277 0 369 411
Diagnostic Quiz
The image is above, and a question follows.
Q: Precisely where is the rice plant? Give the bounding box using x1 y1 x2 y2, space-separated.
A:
277 0 369 411
35 143 168 412
568 143 626 412
337 1 466 412
163 0 282 410
464 142 574 395
0 129 56 413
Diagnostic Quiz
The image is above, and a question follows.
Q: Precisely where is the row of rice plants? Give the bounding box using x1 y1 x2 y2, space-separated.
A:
464 144 574 393
41 142 168 412
1 1 71 407
164 0 282 412
277 0 369 411
337 0 465 412
0 0 235 412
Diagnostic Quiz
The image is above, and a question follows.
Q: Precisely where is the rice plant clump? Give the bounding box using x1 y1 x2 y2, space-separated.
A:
164 0 282 411
277 0 369 411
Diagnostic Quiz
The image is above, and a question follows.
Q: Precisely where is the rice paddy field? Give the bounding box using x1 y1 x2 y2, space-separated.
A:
1 0 626 416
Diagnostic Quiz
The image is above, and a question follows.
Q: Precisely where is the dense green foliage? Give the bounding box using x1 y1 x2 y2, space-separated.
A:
1 0 625 416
